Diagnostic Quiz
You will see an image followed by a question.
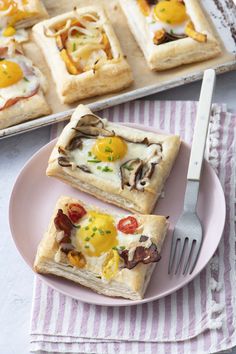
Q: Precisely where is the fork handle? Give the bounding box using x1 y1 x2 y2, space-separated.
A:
187 69 216 181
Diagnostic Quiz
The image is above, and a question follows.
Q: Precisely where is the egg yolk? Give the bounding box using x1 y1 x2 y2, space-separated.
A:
0 0 31 26
91 137 127 162
0 60 23 88
2 26 16 37
154 0 188 25
76 212 118 257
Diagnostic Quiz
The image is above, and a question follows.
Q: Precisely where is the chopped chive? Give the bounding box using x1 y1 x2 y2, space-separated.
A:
170 29 175 35
104 146 113 153
108 156 114 162
72 42 76 51
160 8 165 12
85 245 89 248
90 232 95 237
112 246 118 251
123 165 133 171
89 217 92 222
92 227 97 232
88 151 92 156
102 166 113 172
98 229 104 235
106 230 111 234
85 226 89 230
119 246 125 250
97 166 102 170
23 77 29 82
85 237 90 241
74 224 81 228
109 138 112 144
87 159 101 163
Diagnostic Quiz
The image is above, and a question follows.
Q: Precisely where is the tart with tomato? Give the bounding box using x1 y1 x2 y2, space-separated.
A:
0 41 50 129
46 104 180 214
119 0 221 70
32 6 133 104
34 196 168 300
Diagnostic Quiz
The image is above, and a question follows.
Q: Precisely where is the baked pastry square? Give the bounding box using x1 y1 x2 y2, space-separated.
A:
32 6 133 104
34 196 168 300
119 0 221 70
46 104 180 214
0 42 51 129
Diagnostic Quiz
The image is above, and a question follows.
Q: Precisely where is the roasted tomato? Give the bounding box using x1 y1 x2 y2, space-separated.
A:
67 203 86 223
117 216 138 234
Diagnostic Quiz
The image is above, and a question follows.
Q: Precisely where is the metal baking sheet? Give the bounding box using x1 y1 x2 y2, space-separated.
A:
0 0 235 139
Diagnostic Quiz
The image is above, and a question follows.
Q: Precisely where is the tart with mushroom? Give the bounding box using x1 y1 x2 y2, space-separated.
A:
34 196 168 300
32 6 133 104
119 0 221 70
46 104 180 214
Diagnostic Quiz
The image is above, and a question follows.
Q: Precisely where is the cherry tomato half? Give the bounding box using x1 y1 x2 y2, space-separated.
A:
117 216 138 234
67 203 86 223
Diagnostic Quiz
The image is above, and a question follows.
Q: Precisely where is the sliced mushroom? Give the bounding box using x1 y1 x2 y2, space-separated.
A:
120 159 143 190
58 156 72 167
165 32 186 41
76 114 103 128
77 164 91 173
119 243 161 269
66 135 83 151
74 125 114 137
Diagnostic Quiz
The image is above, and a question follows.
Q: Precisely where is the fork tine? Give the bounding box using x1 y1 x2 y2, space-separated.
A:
174 238 187 274
182 239 201 275
168 236 179 274
188 240 202 274
182 240 195 275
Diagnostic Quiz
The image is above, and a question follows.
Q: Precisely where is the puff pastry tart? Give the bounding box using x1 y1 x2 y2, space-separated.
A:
32 6 133 104
0 41 51 129
0 0 48 44
34 196 168 300
119 0 221 70
46 104 180 214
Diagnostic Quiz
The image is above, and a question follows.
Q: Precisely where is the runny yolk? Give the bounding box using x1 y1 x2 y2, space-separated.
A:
0 0 31 26
154 0 188 25
76 211 118 257
0 60 23 88
91 137 127 162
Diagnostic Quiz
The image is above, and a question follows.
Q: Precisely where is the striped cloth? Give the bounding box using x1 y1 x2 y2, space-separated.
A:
30 101 236 354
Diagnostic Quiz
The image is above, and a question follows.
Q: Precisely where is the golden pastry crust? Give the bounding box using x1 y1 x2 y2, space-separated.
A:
32 6 133 104
119 0 221 70
0 90 51 129
1 0 48 29
46 104 180 214
0 43 51 129
34 196 168 300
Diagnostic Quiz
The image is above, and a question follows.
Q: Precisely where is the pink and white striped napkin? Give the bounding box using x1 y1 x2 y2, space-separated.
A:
30 101 236 354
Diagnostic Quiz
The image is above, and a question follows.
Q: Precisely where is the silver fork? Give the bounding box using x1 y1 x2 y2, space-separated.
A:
168 69 216 275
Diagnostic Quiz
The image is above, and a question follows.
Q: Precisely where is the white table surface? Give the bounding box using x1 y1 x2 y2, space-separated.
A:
1 70 236 354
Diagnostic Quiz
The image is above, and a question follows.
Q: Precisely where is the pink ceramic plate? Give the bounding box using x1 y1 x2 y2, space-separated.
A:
9 123 225 306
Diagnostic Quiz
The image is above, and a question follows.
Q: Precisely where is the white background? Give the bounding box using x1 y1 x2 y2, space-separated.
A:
1 70 236 354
